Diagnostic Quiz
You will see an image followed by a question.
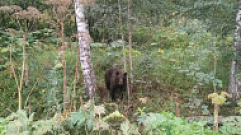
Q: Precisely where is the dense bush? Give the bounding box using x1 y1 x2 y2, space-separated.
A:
138 112 217 135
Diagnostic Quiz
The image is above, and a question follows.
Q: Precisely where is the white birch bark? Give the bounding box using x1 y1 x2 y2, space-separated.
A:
228 0 241 101
74 0 97 99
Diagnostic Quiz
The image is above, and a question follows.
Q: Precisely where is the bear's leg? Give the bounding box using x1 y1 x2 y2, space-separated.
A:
110 86 116 102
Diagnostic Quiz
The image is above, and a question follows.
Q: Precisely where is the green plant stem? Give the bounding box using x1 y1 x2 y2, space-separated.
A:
213 103 219 132
98 111 101 135
19 19 28 110
123 116 141 135
85 120 89 135
24 78 39 108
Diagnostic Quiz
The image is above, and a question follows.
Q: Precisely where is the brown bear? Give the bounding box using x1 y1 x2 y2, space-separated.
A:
105 68 127 102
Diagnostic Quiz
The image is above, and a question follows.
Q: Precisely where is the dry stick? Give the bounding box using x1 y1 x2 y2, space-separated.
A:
127 0 133 115
79 97 85 111
28 103 32 115
212 1 219 131
175 102 180 117
61 22 69 116
11 66 19 89
213 55 219 132
24 78 39 108
118 0 130 111
174 93 180 117
19 20 28 110
1 108 14 116
213 103 219 132
5 108 14 113
24 59 29 87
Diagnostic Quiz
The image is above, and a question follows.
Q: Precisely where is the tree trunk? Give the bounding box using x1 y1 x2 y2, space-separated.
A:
74 0 97 99
228 0 241 101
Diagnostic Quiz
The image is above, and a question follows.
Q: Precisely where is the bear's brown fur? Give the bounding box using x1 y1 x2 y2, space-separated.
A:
105 68 127 102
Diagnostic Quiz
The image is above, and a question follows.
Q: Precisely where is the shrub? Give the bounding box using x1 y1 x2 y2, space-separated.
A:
138 112 218 135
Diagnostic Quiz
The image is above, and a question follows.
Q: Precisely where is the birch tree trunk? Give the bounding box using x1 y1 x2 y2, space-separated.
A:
228 0 241 101
74 0 97 99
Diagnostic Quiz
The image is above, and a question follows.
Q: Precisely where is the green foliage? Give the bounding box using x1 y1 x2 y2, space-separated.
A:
92 46 124 81
87 0 176 42
174 0 237 35
87 18 232 115
120 121 139 135
219 116 241 135
138 112 218 135
64 102 140 135
132 26 152 44
32 117 60 135
134 19 231 114
4 110 34 135
0 117 7 134
64 103 107 134
0 29 25 117
1 110 66 135
2 104 241 135
103 110 140 135
0 17 233 119
208 92 232 105
238 100 241 115
0 1 237 133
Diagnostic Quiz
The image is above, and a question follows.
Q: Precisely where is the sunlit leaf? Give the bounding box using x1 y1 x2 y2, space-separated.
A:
94 105 105 116
1 47 9 53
